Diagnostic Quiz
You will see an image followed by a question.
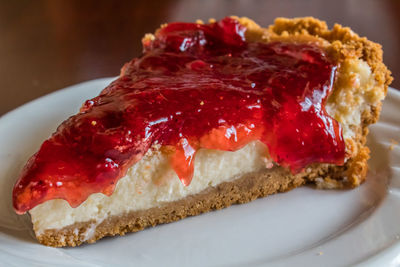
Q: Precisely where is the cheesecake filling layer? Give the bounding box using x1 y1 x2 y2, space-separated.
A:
30 141 269 234
13 17 346 214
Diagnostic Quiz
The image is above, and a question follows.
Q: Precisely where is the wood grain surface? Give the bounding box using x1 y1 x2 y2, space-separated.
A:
0 0 398 115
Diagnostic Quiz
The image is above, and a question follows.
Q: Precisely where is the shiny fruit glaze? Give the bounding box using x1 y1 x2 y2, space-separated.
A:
13 17 345 214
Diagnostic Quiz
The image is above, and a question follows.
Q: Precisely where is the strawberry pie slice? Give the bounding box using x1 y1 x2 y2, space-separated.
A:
12 16 392 247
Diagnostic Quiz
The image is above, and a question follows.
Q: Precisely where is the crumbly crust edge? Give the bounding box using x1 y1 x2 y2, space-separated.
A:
36 164 346 247
235 16 392 187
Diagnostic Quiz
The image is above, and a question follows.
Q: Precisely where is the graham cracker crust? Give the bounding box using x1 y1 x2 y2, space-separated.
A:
31 16 392 247
37 163 348 247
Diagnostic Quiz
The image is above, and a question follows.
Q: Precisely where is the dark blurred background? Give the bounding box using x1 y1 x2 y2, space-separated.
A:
0 0 398 115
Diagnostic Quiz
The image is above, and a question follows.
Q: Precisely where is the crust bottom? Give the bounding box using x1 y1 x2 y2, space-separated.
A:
36 157 359 247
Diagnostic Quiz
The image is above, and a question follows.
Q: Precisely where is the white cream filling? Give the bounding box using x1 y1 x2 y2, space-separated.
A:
30 141 270 234
29 58 381 234
326 59 382 140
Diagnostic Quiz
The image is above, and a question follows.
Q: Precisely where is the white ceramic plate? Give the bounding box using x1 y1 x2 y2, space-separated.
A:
0 79 399 267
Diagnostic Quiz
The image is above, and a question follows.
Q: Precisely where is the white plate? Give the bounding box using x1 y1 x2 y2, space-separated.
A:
0 79 399 267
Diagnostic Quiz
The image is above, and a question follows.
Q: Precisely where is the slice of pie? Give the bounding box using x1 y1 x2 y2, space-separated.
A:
12 16 392 247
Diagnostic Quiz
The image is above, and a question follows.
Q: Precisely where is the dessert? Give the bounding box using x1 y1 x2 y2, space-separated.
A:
12 16 392 247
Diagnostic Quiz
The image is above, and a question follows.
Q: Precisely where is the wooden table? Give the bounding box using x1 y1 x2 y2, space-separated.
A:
0 0 398 115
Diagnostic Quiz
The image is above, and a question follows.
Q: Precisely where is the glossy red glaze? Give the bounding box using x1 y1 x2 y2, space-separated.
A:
13 17 344 214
